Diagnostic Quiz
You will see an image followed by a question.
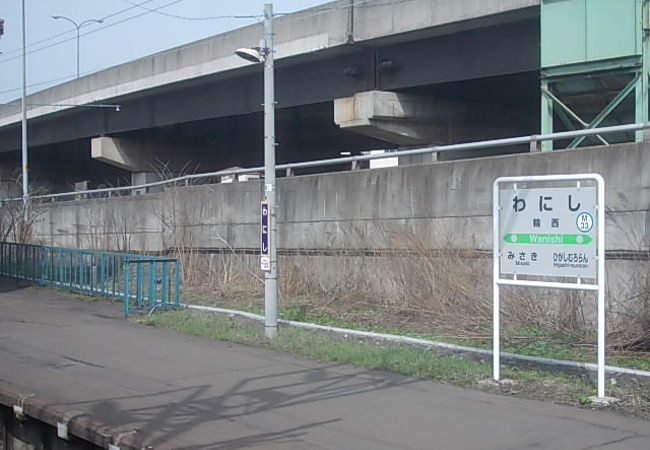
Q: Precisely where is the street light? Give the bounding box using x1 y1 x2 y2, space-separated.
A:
52 15 103 78
235 3 278 339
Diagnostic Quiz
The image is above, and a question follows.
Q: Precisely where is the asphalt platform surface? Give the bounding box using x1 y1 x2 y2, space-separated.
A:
1 280 649 449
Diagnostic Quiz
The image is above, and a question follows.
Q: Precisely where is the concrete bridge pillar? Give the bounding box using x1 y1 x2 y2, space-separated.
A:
91 136 207 190
334 90 520 153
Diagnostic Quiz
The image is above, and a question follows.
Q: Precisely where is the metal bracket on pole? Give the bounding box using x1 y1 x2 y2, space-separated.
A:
57 421 69 440
13 404 25 420
13 394 33 420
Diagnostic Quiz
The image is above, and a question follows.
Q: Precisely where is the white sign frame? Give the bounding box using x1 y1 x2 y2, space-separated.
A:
493 174 606 398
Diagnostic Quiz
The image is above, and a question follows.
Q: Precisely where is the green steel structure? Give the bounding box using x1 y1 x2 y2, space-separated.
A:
0 242 181 317
540 0 648 150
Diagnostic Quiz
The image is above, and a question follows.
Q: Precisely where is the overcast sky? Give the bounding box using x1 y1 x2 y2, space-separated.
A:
0 0 328 103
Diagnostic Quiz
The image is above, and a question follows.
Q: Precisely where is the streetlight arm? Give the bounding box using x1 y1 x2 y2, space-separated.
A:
52 15 78 29
52 16 103 30
79 18 103 29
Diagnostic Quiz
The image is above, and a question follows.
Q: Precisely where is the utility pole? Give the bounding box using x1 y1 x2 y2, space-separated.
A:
262 3 278 339
21 0 28 212
234 3 278 338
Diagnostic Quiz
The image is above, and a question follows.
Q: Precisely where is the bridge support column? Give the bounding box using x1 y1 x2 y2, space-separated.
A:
91 136 205 191
131 172 162 195
334 90 519 155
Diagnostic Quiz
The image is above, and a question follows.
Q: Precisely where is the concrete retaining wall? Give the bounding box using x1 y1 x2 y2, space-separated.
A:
32 142 650 254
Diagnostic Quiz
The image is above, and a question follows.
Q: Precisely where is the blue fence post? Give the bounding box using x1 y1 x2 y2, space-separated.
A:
8 244 13 279
174 260 180 307
58 251 63 287
21 245 26 281
112 255 116 296
80 253 85 291
124 262 130 318
31 246 37 282
68 251 73 289
136 262 143 308
161 261 169 305
100 254 106 295
39 247 46 285
148 261 156 307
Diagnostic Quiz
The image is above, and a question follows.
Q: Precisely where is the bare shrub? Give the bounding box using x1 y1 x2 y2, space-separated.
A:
605 205 650 349
0 200 40 244
609 256 650 350
154 174 262 298
273 228 565 338
0 175 45 244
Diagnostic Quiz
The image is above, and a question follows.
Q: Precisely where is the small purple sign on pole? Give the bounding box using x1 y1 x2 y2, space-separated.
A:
260 202 270 271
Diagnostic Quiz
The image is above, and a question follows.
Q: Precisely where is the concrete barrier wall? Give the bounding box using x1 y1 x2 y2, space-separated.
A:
33 142 650 254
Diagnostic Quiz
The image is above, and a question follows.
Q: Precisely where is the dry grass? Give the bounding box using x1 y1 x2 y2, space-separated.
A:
608 257 650 351
172 228 650 351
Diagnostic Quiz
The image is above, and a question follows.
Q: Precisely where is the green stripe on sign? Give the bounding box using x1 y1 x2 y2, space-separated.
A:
503 234 593 245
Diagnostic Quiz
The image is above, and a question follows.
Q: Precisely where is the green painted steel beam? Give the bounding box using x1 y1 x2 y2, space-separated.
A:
568 74 641 148
541 79 554 151
541 56 642 80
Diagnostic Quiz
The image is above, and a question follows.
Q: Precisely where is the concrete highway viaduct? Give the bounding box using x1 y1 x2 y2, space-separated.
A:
0 0 543 193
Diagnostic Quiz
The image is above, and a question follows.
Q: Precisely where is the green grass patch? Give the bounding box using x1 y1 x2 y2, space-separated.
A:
180 293 650 372
139 309 490 386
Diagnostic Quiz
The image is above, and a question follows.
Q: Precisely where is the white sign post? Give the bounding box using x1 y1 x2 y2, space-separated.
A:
493 174 606 398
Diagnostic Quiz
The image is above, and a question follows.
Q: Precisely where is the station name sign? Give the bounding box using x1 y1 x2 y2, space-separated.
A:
499 185 598 278
260 202 270 271
493 174 606 398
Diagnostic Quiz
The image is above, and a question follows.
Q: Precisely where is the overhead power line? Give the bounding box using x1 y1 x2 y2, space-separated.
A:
0 0 418 64
0 0 186 64
0 0 159 60
119 0 261 20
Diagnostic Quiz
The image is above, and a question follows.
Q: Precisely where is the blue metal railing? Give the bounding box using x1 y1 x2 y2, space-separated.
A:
0 242 180 317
